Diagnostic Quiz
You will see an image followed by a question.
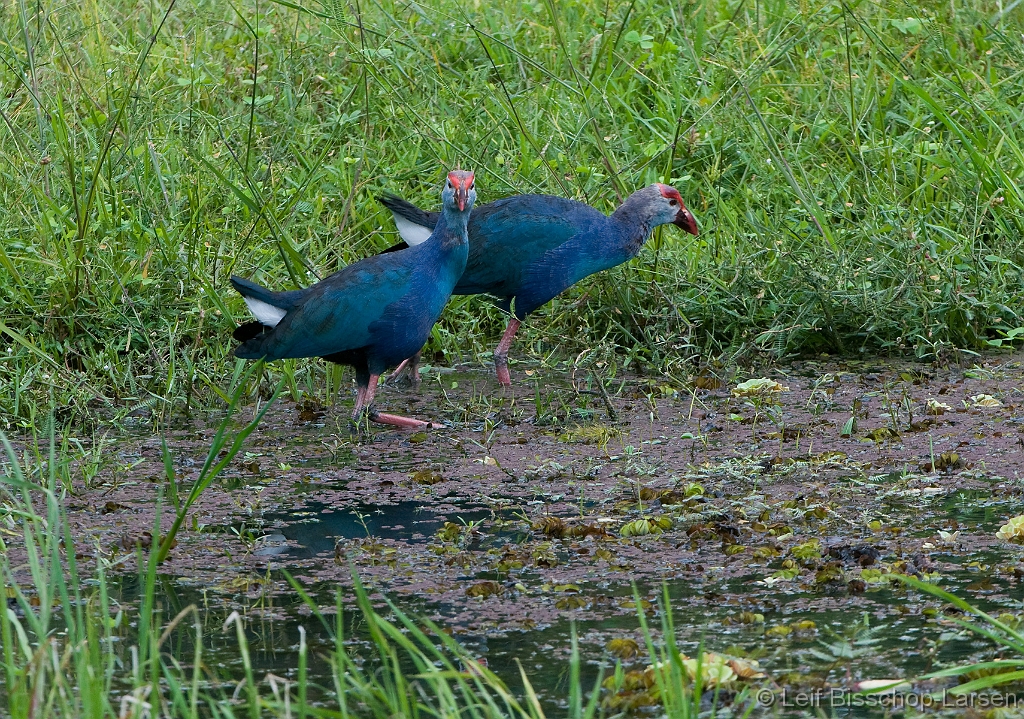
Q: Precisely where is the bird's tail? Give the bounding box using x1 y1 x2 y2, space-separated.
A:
230 275 306 328
378 194 438 247
230 276 304 308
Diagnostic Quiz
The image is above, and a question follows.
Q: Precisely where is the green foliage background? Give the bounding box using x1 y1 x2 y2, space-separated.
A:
2 0 1024 426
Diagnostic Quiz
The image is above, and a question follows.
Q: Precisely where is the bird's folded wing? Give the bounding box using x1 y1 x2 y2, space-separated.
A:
249 261 416 360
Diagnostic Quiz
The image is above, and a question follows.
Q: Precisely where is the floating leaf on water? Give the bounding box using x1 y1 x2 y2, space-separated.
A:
437 522 462 542
814 563 845 585
532 547 558 567
555 595 588 610
971 394 1002 408
620 519 655 537
791 539 822 560
790 620 817 632
728 656 766 680
532 516 568 538
926 399 952 415
619 597 653 611
996 515 1024 544
412 469 444 485
675 652 751 688
465 581 503 598
996 613 1024 630
724 544 746 556
732 378 789 397
606 638 640 659
766 624 792 637
731 611 764 624
602 669 655 693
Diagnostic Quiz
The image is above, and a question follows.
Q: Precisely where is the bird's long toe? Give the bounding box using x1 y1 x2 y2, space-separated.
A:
370 410 432 429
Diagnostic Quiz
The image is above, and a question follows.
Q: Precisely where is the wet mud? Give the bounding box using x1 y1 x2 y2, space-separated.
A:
27 352 1024 714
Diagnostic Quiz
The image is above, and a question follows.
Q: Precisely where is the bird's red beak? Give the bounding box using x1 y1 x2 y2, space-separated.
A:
674 208 699 236
448 170 474 211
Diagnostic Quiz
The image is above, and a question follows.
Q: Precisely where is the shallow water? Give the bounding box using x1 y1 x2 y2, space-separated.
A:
31 356 1024 716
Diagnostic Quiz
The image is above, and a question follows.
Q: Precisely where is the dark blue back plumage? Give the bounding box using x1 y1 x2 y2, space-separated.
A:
234 183 472 386
378 184 698 387
379 189 674 319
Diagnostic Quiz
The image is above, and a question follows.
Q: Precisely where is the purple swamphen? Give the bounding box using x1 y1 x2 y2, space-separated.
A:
379 184 698 386
231 170 476 428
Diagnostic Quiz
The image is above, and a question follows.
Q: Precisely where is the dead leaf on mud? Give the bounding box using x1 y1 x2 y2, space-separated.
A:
864 427 898 442
926 399 952 415
693 375 723 390
919 452 962 472
732 378 789 397
297 401 323 422
100 501 130 514
971 394 1003 408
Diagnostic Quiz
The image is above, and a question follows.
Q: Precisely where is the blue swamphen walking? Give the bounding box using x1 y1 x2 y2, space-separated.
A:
231 170 476 428
379 184 698 386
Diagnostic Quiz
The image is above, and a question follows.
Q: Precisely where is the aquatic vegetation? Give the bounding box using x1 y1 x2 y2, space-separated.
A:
732 379 790 398
996 515 1024 544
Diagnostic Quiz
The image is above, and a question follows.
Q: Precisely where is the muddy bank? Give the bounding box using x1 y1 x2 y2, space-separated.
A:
23 352 1024 712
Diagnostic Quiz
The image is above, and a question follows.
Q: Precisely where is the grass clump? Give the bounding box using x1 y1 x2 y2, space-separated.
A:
3 0 1024 425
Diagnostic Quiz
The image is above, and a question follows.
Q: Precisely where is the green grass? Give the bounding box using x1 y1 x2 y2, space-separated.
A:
3 0 1024 426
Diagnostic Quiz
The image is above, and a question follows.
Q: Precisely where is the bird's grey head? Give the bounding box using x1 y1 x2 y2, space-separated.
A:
442 170 476 214
646 183 698 236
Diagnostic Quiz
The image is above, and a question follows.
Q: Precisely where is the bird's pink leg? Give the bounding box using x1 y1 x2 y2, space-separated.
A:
365 374 432 429
387 350 422 387
351 384 368 420
493 318 522 387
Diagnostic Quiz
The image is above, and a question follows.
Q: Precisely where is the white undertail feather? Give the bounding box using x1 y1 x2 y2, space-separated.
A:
393 214 433 246
244 297 287 327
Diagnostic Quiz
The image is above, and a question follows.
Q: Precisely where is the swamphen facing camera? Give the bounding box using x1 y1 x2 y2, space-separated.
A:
231 170 476 428
379 184 698 386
